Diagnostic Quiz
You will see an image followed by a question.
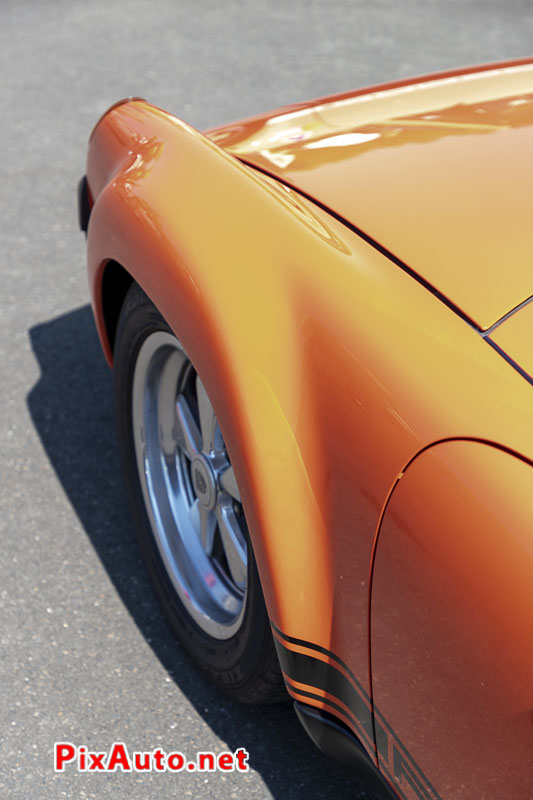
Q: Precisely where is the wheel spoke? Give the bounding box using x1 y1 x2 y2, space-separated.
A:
175 395 201 459
219 465 241 502
196 376 218 453
216 502 247 590
133 330 248 639
199 505 216 556
157 350 183 456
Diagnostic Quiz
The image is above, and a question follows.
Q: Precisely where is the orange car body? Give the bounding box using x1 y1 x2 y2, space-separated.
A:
83 58 533 799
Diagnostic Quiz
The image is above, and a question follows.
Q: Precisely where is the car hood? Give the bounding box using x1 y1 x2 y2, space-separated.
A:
207 60 533 330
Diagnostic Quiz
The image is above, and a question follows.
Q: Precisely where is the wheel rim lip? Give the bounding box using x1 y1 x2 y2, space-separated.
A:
131 330 247 640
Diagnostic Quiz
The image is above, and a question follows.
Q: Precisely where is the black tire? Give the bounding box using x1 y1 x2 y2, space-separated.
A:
113 283 286 704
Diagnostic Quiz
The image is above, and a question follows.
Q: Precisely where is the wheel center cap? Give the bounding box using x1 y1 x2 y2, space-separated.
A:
191 456 216 510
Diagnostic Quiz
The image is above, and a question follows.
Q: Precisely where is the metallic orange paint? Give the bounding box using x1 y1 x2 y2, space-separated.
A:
208 57 533 330
371 442 533 799
83 60 533 798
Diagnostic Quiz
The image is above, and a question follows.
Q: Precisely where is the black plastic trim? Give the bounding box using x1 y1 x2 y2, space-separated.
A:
77 175 91 234
294 702 399 800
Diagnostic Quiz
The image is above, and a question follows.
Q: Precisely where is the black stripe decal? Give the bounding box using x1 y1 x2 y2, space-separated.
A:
271 621 371 703
273 625 443 800
273 636 375 743
287 685 360 730
374 707 442 800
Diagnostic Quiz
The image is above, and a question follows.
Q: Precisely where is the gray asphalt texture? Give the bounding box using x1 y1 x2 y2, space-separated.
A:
1 1 532 798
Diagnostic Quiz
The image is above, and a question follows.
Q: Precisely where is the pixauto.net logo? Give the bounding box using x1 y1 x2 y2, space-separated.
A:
54 742 249 774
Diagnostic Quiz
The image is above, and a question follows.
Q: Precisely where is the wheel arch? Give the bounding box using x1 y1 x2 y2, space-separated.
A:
84 99 346 650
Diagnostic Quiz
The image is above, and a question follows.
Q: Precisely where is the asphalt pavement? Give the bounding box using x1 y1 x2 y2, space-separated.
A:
1 1 532 798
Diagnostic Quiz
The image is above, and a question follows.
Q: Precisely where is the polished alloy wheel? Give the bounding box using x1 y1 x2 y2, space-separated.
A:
131 331 248 640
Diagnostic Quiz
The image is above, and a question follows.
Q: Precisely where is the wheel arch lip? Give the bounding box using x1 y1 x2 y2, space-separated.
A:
83 103 344 640
91 258 295 628
91 258 134 365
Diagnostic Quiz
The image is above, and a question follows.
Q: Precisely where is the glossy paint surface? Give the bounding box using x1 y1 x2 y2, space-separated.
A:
209 59 533 329
371 441 533 799
84 65 533 796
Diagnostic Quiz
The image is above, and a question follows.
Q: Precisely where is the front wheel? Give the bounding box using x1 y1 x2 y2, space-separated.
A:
113 283 286 704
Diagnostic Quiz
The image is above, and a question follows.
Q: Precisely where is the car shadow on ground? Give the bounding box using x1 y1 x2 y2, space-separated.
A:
27 305 373 800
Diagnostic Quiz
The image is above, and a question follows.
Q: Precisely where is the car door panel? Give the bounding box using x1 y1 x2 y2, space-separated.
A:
371 440 533 799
